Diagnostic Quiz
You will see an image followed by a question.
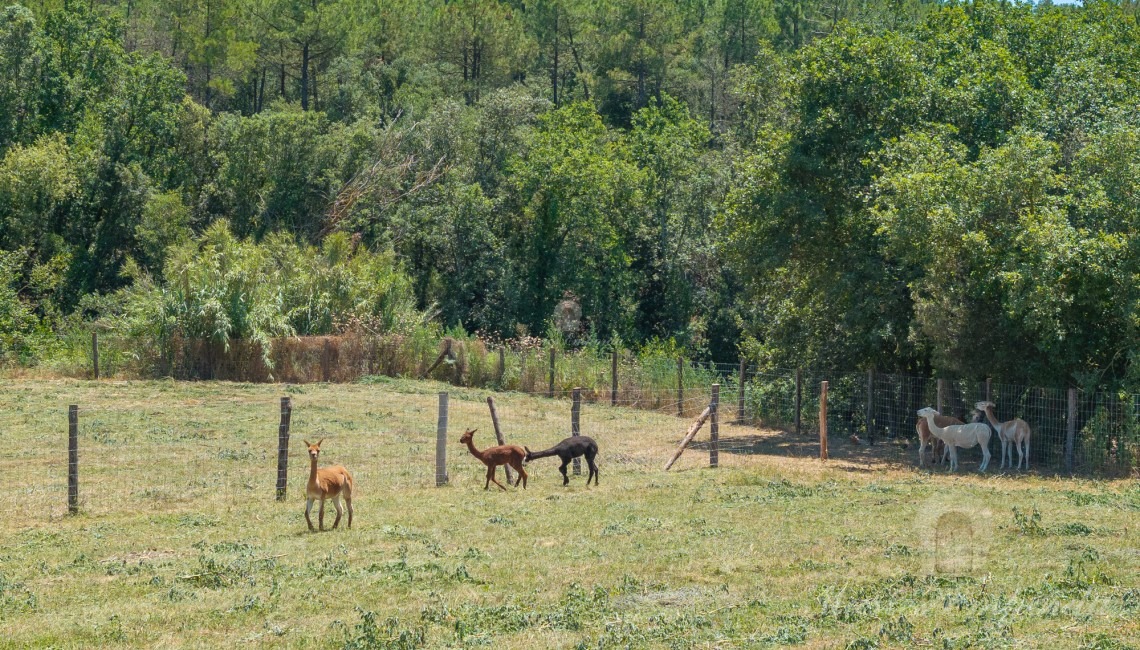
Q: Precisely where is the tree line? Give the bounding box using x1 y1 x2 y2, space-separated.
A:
2 0 1140 390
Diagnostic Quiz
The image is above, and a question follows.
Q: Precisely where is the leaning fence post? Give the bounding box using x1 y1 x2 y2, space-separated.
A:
436 392 449 486
572 387 582 475
611 349 619 407
91 332 99 380
795 368 803 435
275 397 292 501
677 357 684 417
68 405 79 514
548 348 556 398
1066 387 1077 474
819 381 829 461
866 368 874 444
487 396 512 484
737 358 747 423
710 384 720 468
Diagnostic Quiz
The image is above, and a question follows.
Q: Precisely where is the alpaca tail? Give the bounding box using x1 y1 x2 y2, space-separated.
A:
525 446 559 461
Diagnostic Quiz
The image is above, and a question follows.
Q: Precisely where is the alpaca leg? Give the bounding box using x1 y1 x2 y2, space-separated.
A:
947 446 958 472
918 438 927 468
331 495 344 529
559 460 570 486
345 493 353 528
980 444 991 472
305 498 316 532
487 466 507 491
587 458 599 486
318 499 326 531
509 459 527 489
1024 438 1030 471
484 466 494 490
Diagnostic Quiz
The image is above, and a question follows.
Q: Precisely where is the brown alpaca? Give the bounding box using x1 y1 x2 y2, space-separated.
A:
459 428 527 490
304 439 354 532
916 413 960 468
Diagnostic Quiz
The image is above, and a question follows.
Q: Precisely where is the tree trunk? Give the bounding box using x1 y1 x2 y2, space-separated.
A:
300 42 310 110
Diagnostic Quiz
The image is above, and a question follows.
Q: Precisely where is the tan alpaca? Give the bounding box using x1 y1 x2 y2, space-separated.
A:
459 428 527 490
976 401 1032 470
304 439 354 531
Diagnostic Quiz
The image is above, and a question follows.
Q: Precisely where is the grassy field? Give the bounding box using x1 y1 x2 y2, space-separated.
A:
0 377 1137 649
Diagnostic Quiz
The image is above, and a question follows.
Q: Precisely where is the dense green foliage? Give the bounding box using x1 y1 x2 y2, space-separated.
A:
2 0 1140 388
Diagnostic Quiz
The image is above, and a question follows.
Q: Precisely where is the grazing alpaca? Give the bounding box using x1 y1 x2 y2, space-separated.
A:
976 401 1032 470
303 439 354 532
917 408 992 472
524 436 599 486
916 412 960 468
459 428 527 490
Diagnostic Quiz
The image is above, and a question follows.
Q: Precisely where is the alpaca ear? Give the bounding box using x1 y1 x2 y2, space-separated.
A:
304 440 311 447
470 429 477 434
316 438 324 447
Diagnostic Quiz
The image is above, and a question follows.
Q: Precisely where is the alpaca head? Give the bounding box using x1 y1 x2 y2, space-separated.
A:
523 446 532 462
304 439 325 461
975 401 995 412
917 407 938 419
459 428 477 445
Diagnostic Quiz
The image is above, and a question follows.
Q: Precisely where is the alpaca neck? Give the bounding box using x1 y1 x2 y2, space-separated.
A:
309 456 319 486
923 413 945 438
982 407 1001 428
464 438 485 461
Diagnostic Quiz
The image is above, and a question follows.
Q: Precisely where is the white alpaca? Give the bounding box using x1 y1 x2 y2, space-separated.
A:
976 401 1032 470
917 407 992 472
915 412 959 468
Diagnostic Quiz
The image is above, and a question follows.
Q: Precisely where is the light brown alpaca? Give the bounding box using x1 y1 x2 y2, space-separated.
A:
459 428 527 490
916 413 960 468
304 439 354 531
976 401 1032 470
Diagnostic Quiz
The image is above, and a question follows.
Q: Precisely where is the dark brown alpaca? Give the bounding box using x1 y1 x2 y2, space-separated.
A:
459 428 528 490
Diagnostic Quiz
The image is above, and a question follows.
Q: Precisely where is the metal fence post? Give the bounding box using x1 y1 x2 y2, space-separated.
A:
91 332 99 380
866 368 874 444
795 368 803 435
572 387 582 475
819 381 829 461
68 405 79 514
275 397 292 501
737 358 746 423
436 393 449 486
677 357 684 417
611 349 618 407
710 384 720 468
1066 387 1077 474
548 348 556 398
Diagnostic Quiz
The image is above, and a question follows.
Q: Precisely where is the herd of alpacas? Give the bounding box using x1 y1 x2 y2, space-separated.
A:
916 401 1032 473
299 403 1032 532
300 430 599 531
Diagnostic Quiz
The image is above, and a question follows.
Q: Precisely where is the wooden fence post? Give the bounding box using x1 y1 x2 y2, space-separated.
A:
498 347 506 387
985 377 992 403
1065 387 1077 474
611 349 619 407
91 332 99 380
866 368 874 444
737 358 746 423
486 396 512 484
436 393 449 486
795 368 803 436
572 387 582 475
275 397 292 501
548 348 556 398
68 405 78 514
819 381 829 461
936 378 946 415
710 384 720 468
677 357 684 417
